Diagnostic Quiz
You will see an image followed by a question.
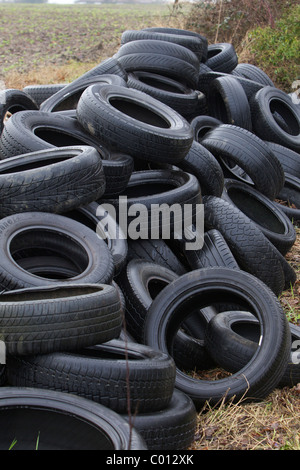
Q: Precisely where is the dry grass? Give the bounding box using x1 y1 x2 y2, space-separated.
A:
190 385 300 450
189 228 300 451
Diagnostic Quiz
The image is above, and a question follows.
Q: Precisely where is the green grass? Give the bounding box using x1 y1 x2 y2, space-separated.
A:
247 4 300 91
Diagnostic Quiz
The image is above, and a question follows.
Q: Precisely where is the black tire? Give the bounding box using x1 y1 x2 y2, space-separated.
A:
40 74 127 113
64 201 128 275
205 310 300 388
205 43 238 73
207 76 252 130
0 88 38 134
201 124 285 199
115 40 200 89
101 151 134 197
117 259 215 370
205 310 260 373
177 140 224 197
275 174 300 224
231 63 274 86
0 110 134 197
182 228 239 271
127 71 199 119
197 71 265 100
117 259 179 342
190 115 222 142
120 29 205 62
0 110 106 157
15 256 80 279
22 84 66 107
0 387 146 450
0 211 115 292
266 142 300 179
277 173 300 208
126 238 187 276
143 26 208 61
250 86 300 152
122 389 197 450
0 146 106 218
143 267 291 408
99 168 201 239
77 84 194 164
66 56 128 86
221 178 296 255
202 195 286 296
0 283 122 355
116 38 200 69
6 339 176 414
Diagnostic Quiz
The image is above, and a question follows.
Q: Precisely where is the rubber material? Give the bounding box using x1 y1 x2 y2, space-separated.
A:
40 74 127 113
221 178 296 255
0 283 122 355
0 387 147 450
0 146 106 218
203 195 285 295
0 88 38 134
144 267 291 408
6 339 176 414
201 124 285 199
0 211 115 291
122 389 197 450
76 84 194 164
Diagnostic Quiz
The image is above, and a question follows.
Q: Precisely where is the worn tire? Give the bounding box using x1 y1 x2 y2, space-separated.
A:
77 84 194 164
205 310 300 388
122 389 197 450
177 140 224 197
120 29 205 62
182 228 239 271
22 84 66 107
250 86 300 152
202 195 285 295
201 124 285 199
0 88 38 134
0 146 106 218
231 63 274 86
127 71 199 119
40 74 127 113
126 238 187 276
221 178 296 255
6 339 176 414
117 259 215 371
0 110 134 197
115 39 200 88
0 387 146 450
144 267 291 408
207 75 252 130
0 211 115 291
190 115 222 142
204 43 238 73
266 142 300 179
0 283 122 355
64 201 128 275
99 168 201 239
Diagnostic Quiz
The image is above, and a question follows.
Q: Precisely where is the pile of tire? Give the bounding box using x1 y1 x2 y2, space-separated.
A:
0 26 299 451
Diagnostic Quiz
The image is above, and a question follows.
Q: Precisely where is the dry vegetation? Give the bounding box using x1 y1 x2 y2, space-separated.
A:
0 1 299 451
190 227 300 451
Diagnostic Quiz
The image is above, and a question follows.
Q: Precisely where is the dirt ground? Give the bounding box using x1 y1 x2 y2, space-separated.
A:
0 3 178 82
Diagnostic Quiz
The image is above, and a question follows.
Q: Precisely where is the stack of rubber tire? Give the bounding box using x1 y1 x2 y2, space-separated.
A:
0 26 299 451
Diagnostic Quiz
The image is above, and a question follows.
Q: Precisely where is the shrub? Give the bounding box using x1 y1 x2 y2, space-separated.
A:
247 4 300 91
185 0 298 50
